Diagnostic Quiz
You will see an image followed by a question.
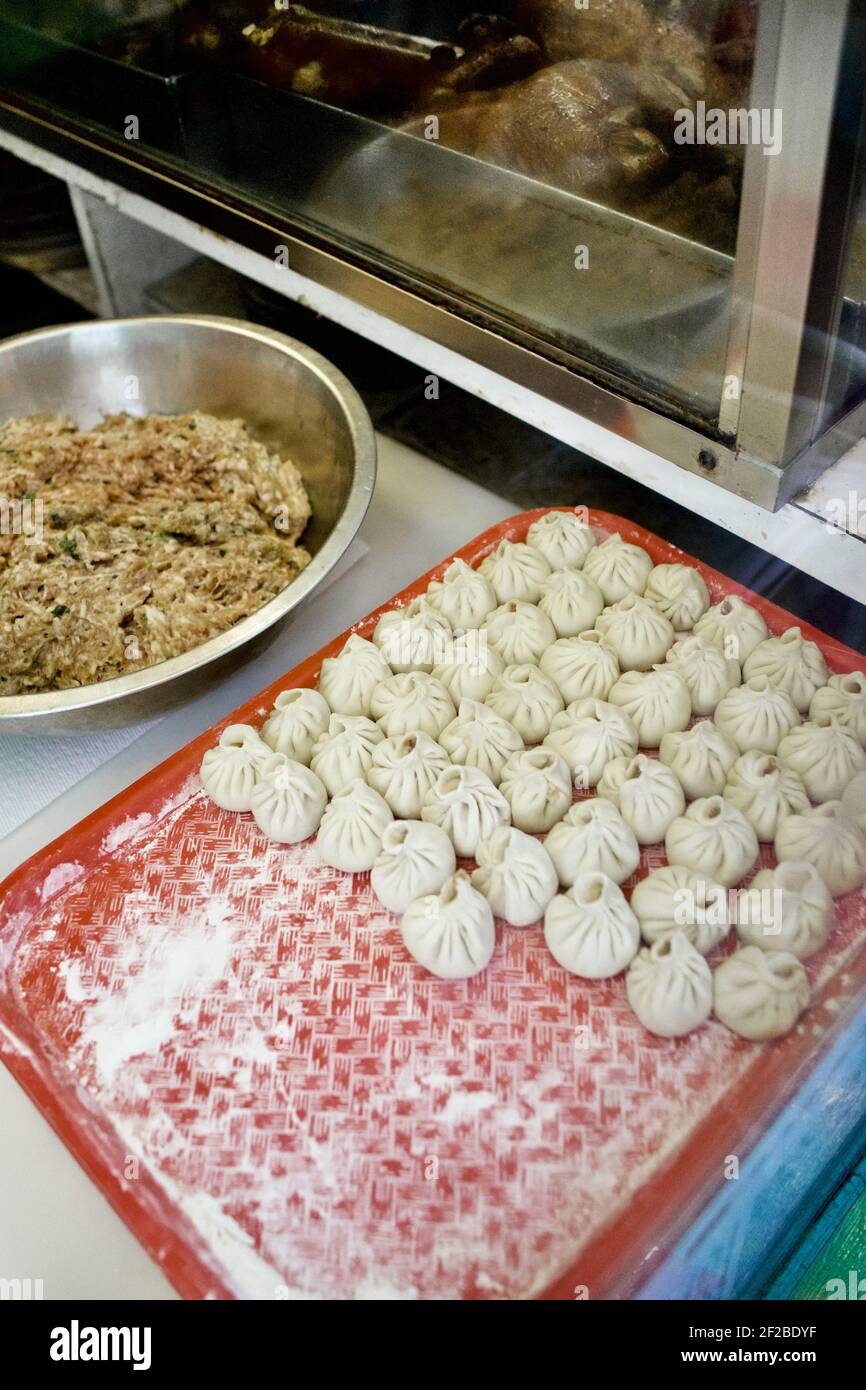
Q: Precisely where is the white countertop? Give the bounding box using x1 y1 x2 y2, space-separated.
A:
0 436 513 1300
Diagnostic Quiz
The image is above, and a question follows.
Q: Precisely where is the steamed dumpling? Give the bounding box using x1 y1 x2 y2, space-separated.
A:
261 687 331 765
544 872 640 978
425 558 497 632
693 594 768 663
372 596 452 674
743 626 829 714
538 566 604 637
626 932 713 1037
485 664 564 742
810 671 866 745
594 594 674 671
499 746 573 833
665 796 759 888
316 779 393 871
318 634 392 717
664 634 740 715
482 600 556 666
777 716 866 803
842 770 866 832
370 670 455 739
401 871 495 979
371 820 456 914
310 714 383 796
439 699 523 785
735 862 833 960
539 631 620 702
713 946 810 1040
471 826 559 926
544 797 640 887
432 633 505 704
367 731 451 818
525 509 597 570
200 723 271 812
543 697 639 787
421 764 510 857
582 533 652 605
597 753 685 844
714 676 800 755
643 563 710 631
723 750 810 840
659 720 739 800
608 666 691 748
629 864 730 955
250 752 327 843
478 539 551 604
775 802 866 896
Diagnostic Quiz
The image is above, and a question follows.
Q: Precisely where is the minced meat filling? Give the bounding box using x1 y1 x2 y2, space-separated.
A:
0 410 311 694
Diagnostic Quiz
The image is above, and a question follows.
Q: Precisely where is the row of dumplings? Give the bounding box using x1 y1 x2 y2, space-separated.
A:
199 511 866 1042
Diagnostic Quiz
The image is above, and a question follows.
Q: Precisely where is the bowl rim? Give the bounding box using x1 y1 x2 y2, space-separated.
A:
0 314 377 724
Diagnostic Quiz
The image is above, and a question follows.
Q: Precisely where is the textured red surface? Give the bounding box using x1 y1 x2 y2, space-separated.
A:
1 509 865 1301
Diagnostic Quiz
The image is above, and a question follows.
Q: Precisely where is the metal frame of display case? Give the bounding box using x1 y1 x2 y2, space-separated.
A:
0 0 865 511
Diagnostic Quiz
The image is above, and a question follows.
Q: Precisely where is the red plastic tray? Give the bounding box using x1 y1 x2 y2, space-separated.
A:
1 509 865 1301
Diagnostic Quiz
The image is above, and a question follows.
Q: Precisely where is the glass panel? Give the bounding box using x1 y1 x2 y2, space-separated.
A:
0 1 766 426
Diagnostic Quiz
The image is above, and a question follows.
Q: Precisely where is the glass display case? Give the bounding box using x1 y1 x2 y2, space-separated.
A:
0 0 864 508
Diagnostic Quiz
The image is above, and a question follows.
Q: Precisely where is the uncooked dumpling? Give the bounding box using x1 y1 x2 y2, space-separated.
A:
775 801 866 896
316 779 393 871
597 753 685 844
608 666 691 748
743 626 829 714
200 723 272 812
810 671 866 745
525 509 597 570
713 946 810 1040
629 864 730 955
371 820 456 914
665 635 740 716
544 872 640 978
582 532 652 605
714 676 801 755
318 634 392 717
544 797 640 887
261 687 331 765
723 750 809 840
373 596 452 674
543 697 639 787
777 716 866 803
693 595 768 663
401 871 495 980
432 633 505 703
486 664 564 742
499 746 573 832
665 796 759 888
370 670 455 739
538 566 604 637
735 862 833 960
367 731 451 818
439 698 523 785
472 826 558 926
250 752 328 843
482 599 557 666
643 563 710 631
594 594 674 671
421 764 510 858
478 539 551 604
540 631 620 702
659 720 739 800
425 558 497 632
310 714 383 796
626 932 713 1037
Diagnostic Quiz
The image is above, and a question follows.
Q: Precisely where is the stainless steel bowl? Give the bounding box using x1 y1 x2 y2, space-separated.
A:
0 315 376 733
